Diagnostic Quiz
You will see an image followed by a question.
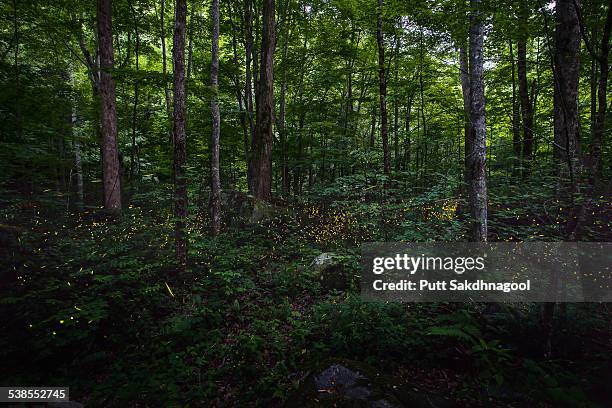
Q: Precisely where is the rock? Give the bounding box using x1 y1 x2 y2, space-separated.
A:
310 253 349 292
286 359 403 408
249 199 276 224
218 189 279 225
287 359 455 408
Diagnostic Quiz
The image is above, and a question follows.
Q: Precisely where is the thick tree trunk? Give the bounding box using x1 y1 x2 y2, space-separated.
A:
553 0 581 181
172 0 188 269
459 44 472 188
377 0 390 174
97 0 122 213
468 0 487 242
210 0 221 236
252 0 275 201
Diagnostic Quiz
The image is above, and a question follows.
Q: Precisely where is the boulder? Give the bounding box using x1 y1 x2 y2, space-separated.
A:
287 358 454 408
310 253 349 292
218 189 278 225
287 359 403 408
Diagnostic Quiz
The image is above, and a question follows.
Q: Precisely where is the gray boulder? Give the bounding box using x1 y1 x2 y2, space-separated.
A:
310 253 349 292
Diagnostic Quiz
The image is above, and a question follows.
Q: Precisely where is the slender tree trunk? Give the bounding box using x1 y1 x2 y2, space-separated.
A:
591 0 611 179
518 3 534 166
186 0 194 82
403 95 413 170
468 0 487 242
245 0 256 193
228 2 249 187
129 0 140 183
252 0 275 200
172 0 188 269
377 0 390 174
553 0 581 182
509 41 522 167
97 0 122 213
210 0 221 236
71 91 84 208
369 105 377 148
459 43 472 188
160 0 171 119
278 1 292 196
393 31 400 171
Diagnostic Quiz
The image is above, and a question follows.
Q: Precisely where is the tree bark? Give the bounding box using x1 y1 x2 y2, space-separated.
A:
509 41 522 165
97 0 122 213
160 0 171 119
393 31 400 171
278 0 292 196
210 0 221 236
468 0 487 242
459 43 472 188
553 0 581 181
129 0 140 183
245 0 256 193
252 0 275 201
377 0 390 174
172 0 188 269
591 0 611 179
518 2 534 166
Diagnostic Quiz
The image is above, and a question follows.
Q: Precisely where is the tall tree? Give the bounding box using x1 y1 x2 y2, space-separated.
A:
468 0 487 242
377 0 391 174
459 43 472 188
574 0 612 180
245 0 255 193
509 41 522 166
210 0 221 236
97 0 122 213
252 0 275 200
172 0 188 269
553 0 581 181
518 0 534 165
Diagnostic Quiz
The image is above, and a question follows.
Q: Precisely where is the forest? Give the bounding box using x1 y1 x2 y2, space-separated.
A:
0 0 611 406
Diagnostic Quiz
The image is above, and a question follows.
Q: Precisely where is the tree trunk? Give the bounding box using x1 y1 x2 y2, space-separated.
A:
129 0 140 183
518 2 534 166
252 0 275 201
509 41 522 166
172 0 188 269
72 97 84 208
403 95 413 170
369 105 377 148
590 0 611 180
245 0 256 193
468 0 487 242
278 0 292 196
553 0 581 182
393 31 400 171
459 43 471 188
377 0 390 174
210 0 221 236
97 0 122 213
160 0 171 119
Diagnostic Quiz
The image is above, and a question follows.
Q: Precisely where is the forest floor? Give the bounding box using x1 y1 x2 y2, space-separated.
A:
1 173 611 407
